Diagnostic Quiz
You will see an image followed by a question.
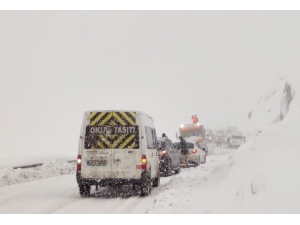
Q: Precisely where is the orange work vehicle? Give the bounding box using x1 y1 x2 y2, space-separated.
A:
178 123 205 143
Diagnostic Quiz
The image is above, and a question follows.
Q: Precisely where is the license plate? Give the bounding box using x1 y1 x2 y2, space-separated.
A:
87 159 107 166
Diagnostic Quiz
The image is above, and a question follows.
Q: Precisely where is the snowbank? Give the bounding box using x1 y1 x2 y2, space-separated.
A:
0 159 76 187
204 75 300 213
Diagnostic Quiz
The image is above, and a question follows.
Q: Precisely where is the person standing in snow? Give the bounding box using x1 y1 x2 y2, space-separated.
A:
179 136 189 168
191 114 198 125
216 138 221 147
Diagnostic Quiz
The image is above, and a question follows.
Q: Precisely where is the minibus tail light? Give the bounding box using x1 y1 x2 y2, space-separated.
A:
77 155 81 171
141 155 147 170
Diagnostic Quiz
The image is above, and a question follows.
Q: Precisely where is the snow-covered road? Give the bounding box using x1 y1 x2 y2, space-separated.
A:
0 145 237 214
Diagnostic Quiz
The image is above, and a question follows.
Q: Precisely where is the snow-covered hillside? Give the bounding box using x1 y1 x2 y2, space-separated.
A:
246 76 297 140
209 75 300 213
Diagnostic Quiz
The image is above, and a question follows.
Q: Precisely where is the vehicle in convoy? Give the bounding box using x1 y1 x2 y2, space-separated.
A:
194 141 208 164
204 129 213 143
178 123 206 143
156 137 181 176
227 131 245 148
225 126 238 141
215 130 226 146
174 140 207 166
76 110 160 197
175 122 209 163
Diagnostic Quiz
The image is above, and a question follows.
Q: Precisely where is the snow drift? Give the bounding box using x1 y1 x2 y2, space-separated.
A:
205 75 300 213
0 159 76 187
246 76 297 140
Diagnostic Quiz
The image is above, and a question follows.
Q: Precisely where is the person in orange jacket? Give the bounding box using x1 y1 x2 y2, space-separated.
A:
191 114 198 125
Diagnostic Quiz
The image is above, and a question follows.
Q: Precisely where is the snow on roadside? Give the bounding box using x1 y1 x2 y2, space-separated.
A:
0 159 76 187
201 75 300 213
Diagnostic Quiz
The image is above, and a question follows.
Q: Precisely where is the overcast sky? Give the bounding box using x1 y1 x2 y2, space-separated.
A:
1 10 300 158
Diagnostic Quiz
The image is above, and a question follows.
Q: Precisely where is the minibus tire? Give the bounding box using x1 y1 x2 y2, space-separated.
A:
79 183 91 197
140 173 152 196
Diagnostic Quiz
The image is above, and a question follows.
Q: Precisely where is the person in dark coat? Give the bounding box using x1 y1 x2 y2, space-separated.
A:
179 136 189 168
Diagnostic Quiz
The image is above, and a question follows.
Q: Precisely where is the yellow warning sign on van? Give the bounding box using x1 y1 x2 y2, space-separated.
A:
85 111 139 149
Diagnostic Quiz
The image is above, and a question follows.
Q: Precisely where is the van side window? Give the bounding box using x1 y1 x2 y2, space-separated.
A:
152 129 157 147
145 126 156 149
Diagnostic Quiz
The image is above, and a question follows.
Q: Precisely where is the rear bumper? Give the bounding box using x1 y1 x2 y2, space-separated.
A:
187 155 198 163
230 142 243 146
76 171 147 187
158 157 170 172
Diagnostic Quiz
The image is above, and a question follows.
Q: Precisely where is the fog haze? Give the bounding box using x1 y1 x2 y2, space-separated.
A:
1 11 300 158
